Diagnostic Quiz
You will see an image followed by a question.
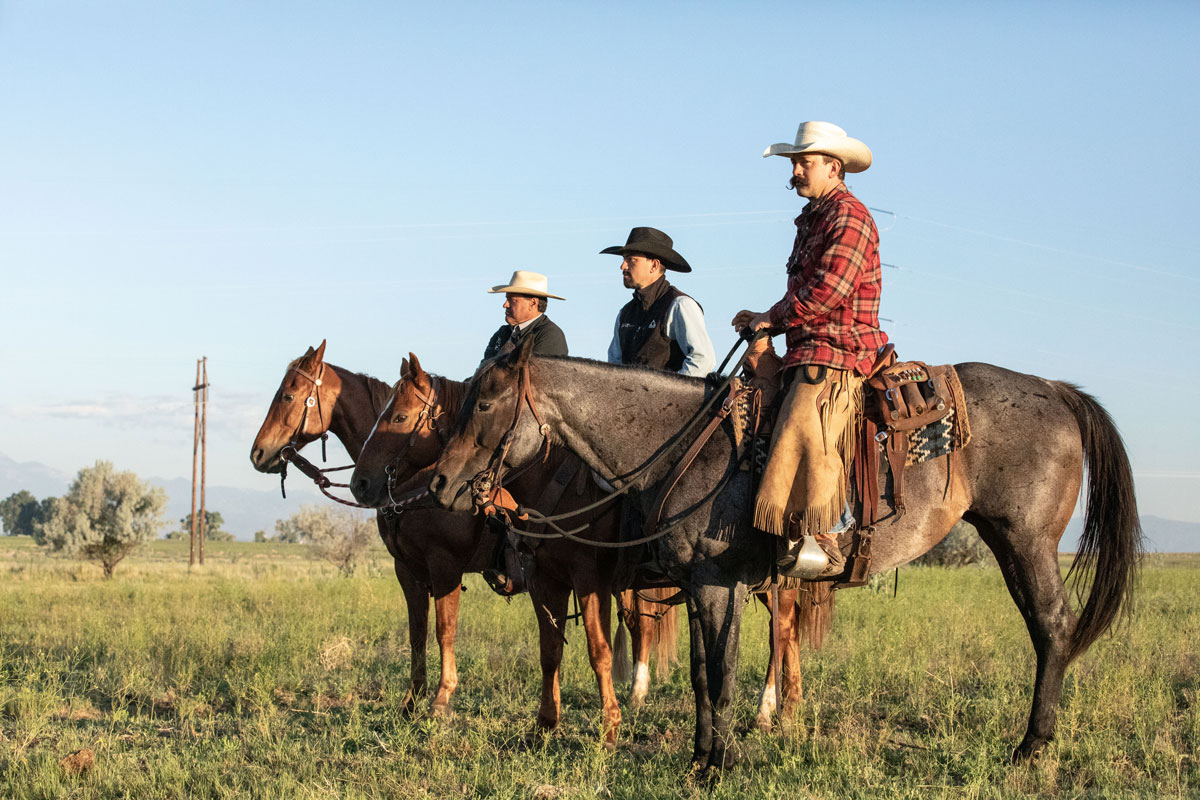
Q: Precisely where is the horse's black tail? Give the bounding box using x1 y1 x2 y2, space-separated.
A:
1054 382 1144 663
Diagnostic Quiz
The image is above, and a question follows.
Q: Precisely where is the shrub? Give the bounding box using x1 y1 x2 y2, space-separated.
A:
39 461 166 577
912 520 994 567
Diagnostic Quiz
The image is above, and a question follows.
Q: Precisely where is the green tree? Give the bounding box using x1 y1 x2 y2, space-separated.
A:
40 461 167 578
276 504 375 575
177 510 234 541
271 516 302 544
253 530 267 543
1 490 48 536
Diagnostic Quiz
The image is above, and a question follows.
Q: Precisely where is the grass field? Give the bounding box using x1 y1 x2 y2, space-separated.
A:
1 536 1196 799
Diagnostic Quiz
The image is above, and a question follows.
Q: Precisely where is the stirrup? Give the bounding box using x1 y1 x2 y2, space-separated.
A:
777 531 847 580
482 569 523 597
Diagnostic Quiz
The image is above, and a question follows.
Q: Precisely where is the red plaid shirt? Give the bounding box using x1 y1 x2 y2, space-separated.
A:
767 183 888 375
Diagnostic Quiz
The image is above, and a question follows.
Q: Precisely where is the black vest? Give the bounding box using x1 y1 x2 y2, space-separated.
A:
616 277 693 372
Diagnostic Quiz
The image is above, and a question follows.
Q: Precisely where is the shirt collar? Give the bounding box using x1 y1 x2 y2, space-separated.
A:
796 182 848 223
515 313 543 332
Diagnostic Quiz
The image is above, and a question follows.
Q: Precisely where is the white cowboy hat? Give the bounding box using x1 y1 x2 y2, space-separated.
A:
488 270 565 301
762 121 872 173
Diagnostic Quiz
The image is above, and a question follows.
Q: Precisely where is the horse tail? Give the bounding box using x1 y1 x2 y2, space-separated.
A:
796 581 836 650
1053 382 1144 663
612 610 631 684
640 587 680 679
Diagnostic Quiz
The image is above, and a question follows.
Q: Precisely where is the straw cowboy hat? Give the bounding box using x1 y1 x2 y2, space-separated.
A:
488 270 565 300
763 121 872 173
600 227 692 273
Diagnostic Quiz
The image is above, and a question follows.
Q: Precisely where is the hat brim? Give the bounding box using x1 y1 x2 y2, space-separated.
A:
762 137 872 173
599 245 692 273
488 284 565 300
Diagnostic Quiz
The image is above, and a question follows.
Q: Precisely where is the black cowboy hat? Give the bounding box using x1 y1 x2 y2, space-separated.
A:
600 227 692 273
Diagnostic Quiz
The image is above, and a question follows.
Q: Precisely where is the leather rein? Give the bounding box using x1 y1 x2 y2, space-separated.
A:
467 332 766 548
275 361 422 513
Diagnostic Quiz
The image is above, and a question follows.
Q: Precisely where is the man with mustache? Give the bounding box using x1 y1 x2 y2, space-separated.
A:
479 270 568 595
480 270 568 365
602 227 715 377
732 121 888 578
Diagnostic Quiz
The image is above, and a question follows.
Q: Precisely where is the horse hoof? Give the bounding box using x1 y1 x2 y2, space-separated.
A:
755 713 773 734
430 700 453 718
1011 738 1047 763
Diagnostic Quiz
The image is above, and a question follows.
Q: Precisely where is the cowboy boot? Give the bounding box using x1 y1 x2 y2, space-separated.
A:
777 502 854 578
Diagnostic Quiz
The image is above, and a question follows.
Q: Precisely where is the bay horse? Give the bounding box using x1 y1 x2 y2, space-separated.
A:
250 340 475 715
349 353 835 739
249 342 678 738
428 339 1141 772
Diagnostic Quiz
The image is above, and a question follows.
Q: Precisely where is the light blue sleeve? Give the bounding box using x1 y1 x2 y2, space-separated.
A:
666 296 716 377
607 313 623 364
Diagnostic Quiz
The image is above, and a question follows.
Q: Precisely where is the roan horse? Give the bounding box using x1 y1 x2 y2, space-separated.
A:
350 353 836 739
428 339 1141 772
249 342 679 739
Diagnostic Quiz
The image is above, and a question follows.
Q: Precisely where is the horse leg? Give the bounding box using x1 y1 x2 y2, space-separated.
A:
576 584 621 748
430 582 462 716
629 592 654 709
684 593 713 768
755 586 802 732
974 517 1076 761
394 561 429 715
692 578 749 772
530 580 570 736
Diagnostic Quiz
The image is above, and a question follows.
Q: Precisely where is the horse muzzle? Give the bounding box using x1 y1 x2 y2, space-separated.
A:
428 473 473 512
250 446 284 474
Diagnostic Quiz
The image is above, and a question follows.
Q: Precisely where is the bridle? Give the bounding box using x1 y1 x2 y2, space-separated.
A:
467 362 553 511
283 360 331 459
274 360 370 509
382 375 452 510
464 332 767 546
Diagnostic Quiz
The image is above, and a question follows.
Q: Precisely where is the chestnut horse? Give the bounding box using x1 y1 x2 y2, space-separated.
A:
348 353 834 739
251 341 475 715
428 341 1141 772
249 342 679 736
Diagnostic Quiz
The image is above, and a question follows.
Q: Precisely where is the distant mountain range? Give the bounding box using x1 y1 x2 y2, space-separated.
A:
1 452 1197 550
0 452 326 539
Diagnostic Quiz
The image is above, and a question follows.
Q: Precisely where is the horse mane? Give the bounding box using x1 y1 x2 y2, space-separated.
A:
363 373 395 418
532 354 709 387
318 362 393 419
434 374 469 419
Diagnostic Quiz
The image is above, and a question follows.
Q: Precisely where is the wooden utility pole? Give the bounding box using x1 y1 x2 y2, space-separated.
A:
199 357 208 566
190 357 210 567
190 360 200 567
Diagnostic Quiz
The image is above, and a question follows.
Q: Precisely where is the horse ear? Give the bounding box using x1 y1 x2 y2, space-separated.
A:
408 352 424 378
513 333 536 367
314 339 327 363
400 358 410 380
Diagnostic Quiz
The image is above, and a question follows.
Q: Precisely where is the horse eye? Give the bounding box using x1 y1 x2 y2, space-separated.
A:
392 414 407 424
477 402 493 412
282 394 294 403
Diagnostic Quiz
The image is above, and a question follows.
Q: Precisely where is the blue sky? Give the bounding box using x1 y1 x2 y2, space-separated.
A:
2 1 1198 523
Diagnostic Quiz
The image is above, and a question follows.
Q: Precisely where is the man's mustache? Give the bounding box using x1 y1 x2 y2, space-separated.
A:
788 175 806 191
